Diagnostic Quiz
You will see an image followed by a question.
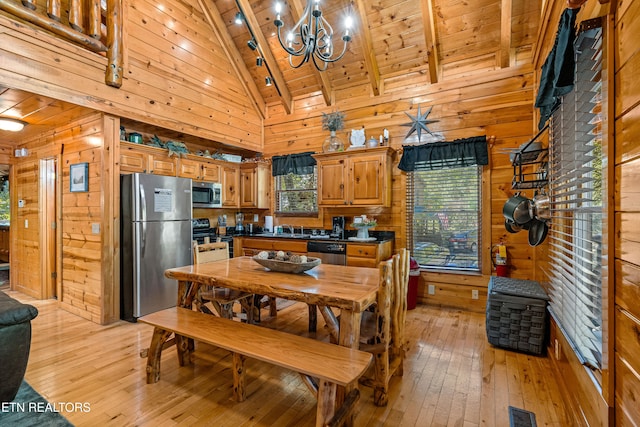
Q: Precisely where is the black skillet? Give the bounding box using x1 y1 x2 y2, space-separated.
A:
528 219 549 246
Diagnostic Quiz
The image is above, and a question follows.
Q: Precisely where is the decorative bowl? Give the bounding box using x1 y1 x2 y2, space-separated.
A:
252 256 321 274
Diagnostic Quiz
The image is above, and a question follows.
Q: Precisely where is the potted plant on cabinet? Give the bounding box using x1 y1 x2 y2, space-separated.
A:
321 111 345 152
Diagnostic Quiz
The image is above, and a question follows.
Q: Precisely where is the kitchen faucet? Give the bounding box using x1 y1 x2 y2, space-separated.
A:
281 225 293 235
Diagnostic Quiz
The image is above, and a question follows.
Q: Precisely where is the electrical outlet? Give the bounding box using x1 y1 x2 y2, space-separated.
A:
24 219 28 228
428 284 435 295
472 289 479 299
92 223 100 234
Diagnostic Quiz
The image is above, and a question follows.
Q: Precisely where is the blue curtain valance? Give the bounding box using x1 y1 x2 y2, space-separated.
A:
398 136 488 172
271 152 317 176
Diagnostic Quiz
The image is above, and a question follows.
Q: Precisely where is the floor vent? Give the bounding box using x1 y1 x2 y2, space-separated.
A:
509 406 537 427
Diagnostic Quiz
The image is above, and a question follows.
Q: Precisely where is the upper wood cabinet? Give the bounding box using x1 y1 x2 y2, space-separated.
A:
119 142 176 176
177 157 221 182
313 147 394 207
221 164 240 208
240 163 270 209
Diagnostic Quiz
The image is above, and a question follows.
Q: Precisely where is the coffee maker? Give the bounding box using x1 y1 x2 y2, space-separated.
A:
332 216 345 239
235 212 244 233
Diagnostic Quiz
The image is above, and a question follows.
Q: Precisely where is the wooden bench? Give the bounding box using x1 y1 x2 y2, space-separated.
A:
139 307 373 427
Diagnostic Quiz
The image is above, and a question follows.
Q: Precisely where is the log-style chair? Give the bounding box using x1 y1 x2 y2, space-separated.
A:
359 248 410 406
193 241 255 323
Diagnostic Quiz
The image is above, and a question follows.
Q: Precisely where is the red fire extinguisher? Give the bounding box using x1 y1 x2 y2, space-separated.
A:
492 242 509 277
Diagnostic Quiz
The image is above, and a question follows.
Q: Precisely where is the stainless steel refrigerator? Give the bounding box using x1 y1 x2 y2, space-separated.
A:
120 173 192 321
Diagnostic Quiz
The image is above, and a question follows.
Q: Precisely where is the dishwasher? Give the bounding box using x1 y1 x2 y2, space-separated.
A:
307 240 347 265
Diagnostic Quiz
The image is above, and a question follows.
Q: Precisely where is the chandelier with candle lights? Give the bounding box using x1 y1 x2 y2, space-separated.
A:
274 0 353 71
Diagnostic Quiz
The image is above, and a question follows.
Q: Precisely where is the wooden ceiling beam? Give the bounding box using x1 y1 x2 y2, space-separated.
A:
236 0 293 114
354 0 381 96
289 0 333 106
197 0 266 118
419 0 439 84
500 0 512 68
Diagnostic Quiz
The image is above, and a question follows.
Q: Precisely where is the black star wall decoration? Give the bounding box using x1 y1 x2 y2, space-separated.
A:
402 105 440 143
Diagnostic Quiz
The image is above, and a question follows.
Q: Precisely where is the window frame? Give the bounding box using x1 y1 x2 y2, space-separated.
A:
546 23 608 379
273 167 319 217
407 164 486 273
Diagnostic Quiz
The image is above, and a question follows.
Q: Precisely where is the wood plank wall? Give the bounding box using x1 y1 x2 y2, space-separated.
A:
58 114 108 323
10 112 110 323
535 1 640 425
263 64 538 313
614 0 640 424
0 0 262 152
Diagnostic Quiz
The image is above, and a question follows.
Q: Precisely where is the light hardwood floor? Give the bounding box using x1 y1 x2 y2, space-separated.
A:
8 291 571 426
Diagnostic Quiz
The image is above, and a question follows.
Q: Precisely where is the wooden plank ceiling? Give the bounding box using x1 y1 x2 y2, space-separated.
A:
211 0 540 110
0 0 540 145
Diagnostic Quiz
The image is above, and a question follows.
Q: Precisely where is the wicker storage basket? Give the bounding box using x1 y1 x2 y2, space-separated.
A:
485 276 549 355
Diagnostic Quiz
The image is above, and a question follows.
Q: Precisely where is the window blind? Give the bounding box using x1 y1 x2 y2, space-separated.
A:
275 170 318 214
547 24 604 370
408 166 482 271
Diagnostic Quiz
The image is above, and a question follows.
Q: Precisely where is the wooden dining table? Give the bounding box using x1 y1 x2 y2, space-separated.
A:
165 256 380 422
164 256 381 351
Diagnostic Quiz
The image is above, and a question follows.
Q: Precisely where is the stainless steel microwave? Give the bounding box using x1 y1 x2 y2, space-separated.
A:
192 181 222 208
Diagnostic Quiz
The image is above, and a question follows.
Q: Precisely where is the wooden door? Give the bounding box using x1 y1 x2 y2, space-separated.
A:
177 158 201 180
349 153 385 206
317 158 347 205
120 147 149 174
40 158 57 298
221 165 239 207
200 161 221 182
148 154 176 176
240 165 257 208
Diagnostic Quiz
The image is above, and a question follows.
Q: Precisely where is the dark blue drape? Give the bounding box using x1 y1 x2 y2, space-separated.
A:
271 152 317 176
535 8 579 130
398 136 488 172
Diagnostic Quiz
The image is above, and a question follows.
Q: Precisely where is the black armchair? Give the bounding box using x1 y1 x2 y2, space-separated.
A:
0 291 38 402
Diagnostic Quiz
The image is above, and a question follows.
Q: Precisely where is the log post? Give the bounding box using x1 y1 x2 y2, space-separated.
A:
316 380 337 427
69 0 83 32
145 327 173 384
232 353 246 402
0 0 107 52
105 0 123 88
20 0 35 10
88 0 101 38
46 0 60 21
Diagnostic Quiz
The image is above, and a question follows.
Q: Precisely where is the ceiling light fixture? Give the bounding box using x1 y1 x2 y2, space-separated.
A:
274 0 353 71
0 118 27 132
247 39 258 50
256 56 263 66
265 77 272 86
234 12 243 25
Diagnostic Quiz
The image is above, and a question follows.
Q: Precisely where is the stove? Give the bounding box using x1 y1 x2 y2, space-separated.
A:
192 218 234 258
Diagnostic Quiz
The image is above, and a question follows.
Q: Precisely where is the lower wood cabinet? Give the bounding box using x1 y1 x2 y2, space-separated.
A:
234 237 307 258
346 240 393 268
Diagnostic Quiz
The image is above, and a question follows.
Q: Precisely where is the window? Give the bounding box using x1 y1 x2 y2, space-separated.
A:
547 24 604 371
274 169 318 215
408 166 482 271
0 177 8 222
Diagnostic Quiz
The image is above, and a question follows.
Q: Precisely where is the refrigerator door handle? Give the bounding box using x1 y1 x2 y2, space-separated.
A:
139 221 146 258
139 183 147 223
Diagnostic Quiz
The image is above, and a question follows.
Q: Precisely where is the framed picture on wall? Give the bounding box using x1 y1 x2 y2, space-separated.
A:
70 163 89 192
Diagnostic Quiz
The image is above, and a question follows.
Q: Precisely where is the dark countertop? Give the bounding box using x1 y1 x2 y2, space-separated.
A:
233 230 395 244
